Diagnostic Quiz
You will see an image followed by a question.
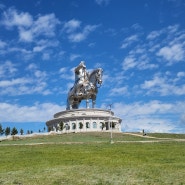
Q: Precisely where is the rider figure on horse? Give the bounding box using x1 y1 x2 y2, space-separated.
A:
67 61 103 110
74 61 89 96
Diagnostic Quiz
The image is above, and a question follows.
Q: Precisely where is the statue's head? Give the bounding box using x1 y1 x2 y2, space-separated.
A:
80 61 86 69
96 68 103 85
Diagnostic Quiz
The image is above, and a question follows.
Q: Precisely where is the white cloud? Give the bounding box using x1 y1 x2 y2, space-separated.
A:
109 87 128 96
0 78 32 87
120 101 173 116
2 8 33 28
68 25 98 42
59 69 74 81
180 113 185 124
59 67 67 73
95 0 111 6
0 40 7 48
167 24 179 34
122 56 137 70
26 63 37 71
9 47 32 54
141 73 185 96
69 54 81 61
177 71 185 78
0 62 51 96
113 101 184 133
26 63 47 79
173 71 185 83
68 32 85 42
0 102 65 122
62 19 99 43
32 13 60 37
33 39 59 53
0 79 50 96
141 75 162 89
146 25 179 41
157 44 184 64
121 34 138 49
6 47 33 61
34 70 47 78
63 19 81 33
0 61 17 77
0 80 51 96
33 45 46 52
19 28 33 42
1 8 60 43
42 53 50 60
122 24 185 73
147 30 161 40
122 49 158 71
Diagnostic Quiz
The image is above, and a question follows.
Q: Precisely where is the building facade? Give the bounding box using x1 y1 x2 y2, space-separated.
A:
46 108 122 133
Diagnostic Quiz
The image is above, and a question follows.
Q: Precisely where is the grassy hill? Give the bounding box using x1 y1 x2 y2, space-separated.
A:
0 132 185 185
1 132 185 145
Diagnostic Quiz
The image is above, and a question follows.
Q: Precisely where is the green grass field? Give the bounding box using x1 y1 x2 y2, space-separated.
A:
0 132 185 185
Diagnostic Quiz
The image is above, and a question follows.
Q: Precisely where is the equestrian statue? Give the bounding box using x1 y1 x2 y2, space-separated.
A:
67 61 103 110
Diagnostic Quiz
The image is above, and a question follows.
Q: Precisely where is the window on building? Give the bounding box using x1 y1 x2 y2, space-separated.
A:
65 124 70 130
79 122 83 129
100 122 105 130
93 122 97 128
72 123 76 130
86 122 90 128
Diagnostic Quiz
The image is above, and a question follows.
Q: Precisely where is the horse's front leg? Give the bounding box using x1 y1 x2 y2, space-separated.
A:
70 104 72 110
86 99 89 109
92 97 96 108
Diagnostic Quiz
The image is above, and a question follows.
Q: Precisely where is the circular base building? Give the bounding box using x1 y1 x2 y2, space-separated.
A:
46 108 122 133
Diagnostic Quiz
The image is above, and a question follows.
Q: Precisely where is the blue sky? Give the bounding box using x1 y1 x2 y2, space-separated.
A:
0 0 185 133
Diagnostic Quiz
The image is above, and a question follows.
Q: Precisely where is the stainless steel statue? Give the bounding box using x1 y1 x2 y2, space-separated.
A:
67 61 103 110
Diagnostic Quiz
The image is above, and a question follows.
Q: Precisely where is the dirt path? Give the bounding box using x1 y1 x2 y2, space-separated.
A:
124 132 157 138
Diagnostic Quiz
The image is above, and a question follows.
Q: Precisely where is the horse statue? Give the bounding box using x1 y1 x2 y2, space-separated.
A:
66 68 103 110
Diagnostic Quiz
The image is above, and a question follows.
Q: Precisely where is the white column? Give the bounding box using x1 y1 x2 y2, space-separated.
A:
68 121 71 132
76 119 79 132
97 119 99 131
90 118 92 131
83 118 85 132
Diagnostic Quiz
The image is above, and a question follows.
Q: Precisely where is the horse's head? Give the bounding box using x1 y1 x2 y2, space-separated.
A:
95 68 103 85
